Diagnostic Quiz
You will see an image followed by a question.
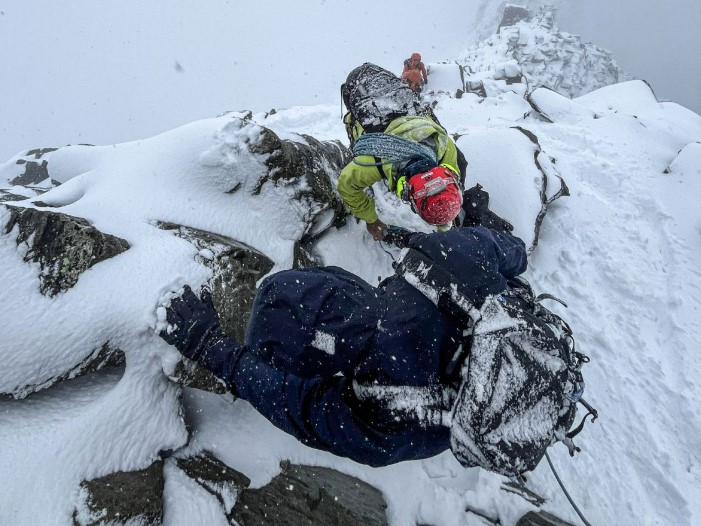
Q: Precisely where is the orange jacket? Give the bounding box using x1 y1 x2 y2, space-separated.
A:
402 59 427 83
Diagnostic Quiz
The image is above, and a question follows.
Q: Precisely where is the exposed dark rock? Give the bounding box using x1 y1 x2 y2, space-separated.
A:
254 129 351 268
73 460 164 526
26 147 59 159
293 239 320 268
3 205 130 297
11 159 51 186
173 451 250 516
231 461 388 526
170 356 228 394
0 190 29 202
1 346 125 400
157 222 274 344
510 126 569 253
252 126 351 237
498 4 531 32
516 510 576 526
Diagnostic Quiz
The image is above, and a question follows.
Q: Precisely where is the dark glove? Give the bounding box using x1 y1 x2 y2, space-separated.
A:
160 285 223 361
383 225 415 248
461 184 514 233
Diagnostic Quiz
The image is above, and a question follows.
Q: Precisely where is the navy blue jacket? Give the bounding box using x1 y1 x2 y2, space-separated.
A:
199 227 527 467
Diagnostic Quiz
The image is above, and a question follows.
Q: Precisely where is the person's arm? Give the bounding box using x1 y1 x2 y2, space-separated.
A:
337 159 384 224
420 62 428 83
480 227 528 278
160 299 396 466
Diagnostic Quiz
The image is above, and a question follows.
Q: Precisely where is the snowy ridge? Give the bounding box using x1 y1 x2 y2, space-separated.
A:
1 50 701 526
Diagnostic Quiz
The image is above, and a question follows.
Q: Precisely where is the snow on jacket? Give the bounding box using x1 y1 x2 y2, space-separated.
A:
337 115 460 224
199 227 527 467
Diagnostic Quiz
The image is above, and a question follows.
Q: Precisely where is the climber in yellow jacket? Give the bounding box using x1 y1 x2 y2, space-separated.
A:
338 114 463 241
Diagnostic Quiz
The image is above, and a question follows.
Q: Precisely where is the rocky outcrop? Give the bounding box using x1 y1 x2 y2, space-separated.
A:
516 510 576 526
1 147 60 202
75 454 388 526
171 452 250 521
3 205 130 297
252 124 352 267
157 222 274 343
457 5 628 99
157 222 277 394
231 461 388 526
497 4 531 32
74 460 164 526
1 345 126 400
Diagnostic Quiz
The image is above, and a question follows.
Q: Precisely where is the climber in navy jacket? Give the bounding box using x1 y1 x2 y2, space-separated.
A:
159 226 527 467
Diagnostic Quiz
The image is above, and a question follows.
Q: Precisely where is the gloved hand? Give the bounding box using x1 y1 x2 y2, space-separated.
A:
366 219 389 241
159 285 223 361
461 184 514 233
383 225 415 248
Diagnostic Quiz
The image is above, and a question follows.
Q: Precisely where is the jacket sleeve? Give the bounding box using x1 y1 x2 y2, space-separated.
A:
481 227 528 278
337 159 384 223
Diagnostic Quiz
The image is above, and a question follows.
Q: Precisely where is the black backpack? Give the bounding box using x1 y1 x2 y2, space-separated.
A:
396 247 597 477
341 63 420 133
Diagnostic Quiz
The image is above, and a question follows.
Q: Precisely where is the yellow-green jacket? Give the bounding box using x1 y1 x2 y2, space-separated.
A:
338 115 460 224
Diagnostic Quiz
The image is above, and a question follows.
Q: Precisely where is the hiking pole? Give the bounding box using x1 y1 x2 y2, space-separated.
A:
545 451 594 526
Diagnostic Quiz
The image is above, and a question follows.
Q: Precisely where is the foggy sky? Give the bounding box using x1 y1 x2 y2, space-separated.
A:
1 1 699 162
558 0 701 114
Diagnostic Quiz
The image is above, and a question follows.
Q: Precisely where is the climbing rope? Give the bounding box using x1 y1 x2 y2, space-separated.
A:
352 133 436 167
545 451 594 526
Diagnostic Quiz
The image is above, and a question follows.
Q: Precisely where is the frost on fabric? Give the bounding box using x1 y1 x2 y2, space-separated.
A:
353 382 454 427
154 287 187 336
311 330 336 355
486 396 559 446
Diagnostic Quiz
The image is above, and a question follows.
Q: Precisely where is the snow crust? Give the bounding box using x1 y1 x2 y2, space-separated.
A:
1 77 701 526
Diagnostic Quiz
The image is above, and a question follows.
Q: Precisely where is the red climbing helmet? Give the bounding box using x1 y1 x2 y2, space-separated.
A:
400 166 462 225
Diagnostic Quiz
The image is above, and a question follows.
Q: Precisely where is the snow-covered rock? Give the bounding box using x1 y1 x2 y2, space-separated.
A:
427 5 629 102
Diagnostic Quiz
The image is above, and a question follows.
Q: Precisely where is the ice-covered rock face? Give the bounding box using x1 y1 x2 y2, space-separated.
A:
450 5 629 100
0 115 349 400
422 5 629 106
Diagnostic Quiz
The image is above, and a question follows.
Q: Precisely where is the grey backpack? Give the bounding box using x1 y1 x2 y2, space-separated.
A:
398 248 596 477
341 63 419 133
